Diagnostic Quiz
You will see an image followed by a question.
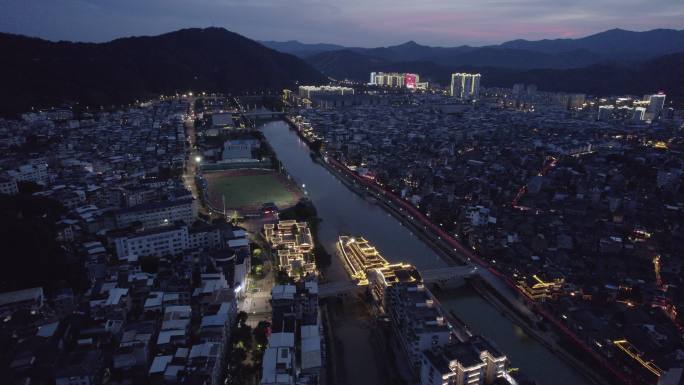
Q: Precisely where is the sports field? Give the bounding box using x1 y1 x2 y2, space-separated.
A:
204 169 301 211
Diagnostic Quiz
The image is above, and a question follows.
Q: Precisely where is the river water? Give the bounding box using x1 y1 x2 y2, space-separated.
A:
261 120 592 385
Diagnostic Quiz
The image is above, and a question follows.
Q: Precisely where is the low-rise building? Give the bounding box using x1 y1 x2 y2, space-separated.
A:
114 224 189 259
6 163 49 186
265 220 316 280
115 198 196 229
222 139 259 160
0 176 18 195
421 339 507 385
113 222 229 259
0 287 44 317
517 274 564 302
385 280 451 371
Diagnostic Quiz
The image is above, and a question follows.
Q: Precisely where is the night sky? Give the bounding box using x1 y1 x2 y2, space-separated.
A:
1 0 683 46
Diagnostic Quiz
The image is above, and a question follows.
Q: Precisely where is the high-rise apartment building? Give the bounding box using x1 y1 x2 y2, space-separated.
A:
598 105 615 121
633 107 647 121
450 73 481 100
369 72 420 88
512 83 525 96
647 93 666 113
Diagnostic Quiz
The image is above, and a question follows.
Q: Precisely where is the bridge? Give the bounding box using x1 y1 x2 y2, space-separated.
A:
318 265 478 298
421 265 478 286
242 110 285 119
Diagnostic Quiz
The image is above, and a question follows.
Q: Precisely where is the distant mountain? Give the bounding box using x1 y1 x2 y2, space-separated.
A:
0 28 327 115
469 52 684 99
304 28 684 99
499 28 684 57
348 41 473 63
303 28 684 75
259 40 347 58
432 47 602 69
308 43 618 72
306 45 602 80
308 50 390 80
309 49 684 100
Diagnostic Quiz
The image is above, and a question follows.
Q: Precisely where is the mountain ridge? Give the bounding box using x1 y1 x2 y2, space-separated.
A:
265 28 684 55
308 49 684 101
268 28 684 68
498 28 684 55
0 27 327 116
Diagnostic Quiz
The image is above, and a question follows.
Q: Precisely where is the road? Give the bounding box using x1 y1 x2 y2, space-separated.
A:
241 261 274 328
240 236 276 328
182 99 211 218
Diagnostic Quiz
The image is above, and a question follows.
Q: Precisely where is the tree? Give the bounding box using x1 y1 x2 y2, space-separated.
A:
275 269 293 284
251 264 264 277
310 139 323 154
139 255 159 274
232 312 253 349
236 311 248 327
17 181 43 195
253 321 271 348
0 194 87 293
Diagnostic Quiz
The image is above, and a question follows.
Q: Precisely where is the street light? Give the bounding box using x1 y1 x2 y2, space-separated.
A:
194 156 202 163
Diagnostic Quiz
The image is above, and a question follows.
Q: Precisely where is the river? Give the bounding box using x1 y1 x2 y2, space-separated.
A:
260 120 592 385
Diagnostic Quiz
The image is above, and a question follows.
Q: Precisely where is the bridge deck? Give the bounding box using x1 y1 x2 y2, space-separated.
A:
421 265 477 282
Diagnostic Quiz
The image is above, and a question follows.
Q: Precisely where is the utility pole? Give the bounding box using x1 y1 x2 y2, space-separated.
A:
222 194 226 219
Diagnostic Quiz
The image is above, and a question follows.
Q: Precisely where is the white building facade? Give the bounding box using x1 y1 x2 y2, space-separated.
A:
115 198 196 229
450 73 481 100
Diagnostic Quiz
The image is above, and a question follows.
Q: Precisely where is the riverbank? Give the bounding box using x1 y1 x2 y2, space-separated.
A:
322 152 612 385
284 116 465 264
467 277 610 385
318 150 608 384
263 119 614 385
322 296 390 385
280 116 611 385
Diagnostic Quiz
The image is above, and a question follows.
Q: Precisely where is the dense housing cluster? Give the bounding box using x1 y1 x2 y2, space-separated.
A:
289 84 684 384
0 98 255 385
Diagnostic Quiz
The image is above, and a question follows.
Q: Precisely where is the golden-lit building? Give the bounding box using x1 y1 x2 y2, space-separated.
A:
264 220 315 279
517 274 564 302
613 339 663 378
337 236 389 284
277 249 316 279
264 220 313 253
367 263 422 307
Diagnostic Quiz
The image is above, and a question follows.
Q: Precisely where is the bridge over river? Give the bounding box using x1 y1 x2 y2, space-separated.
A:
319 265 478 297
242 110 285 119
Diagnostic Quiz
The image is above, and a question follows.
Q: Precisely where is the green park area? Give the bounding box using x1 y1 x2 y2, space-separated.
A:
204 170 300 211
